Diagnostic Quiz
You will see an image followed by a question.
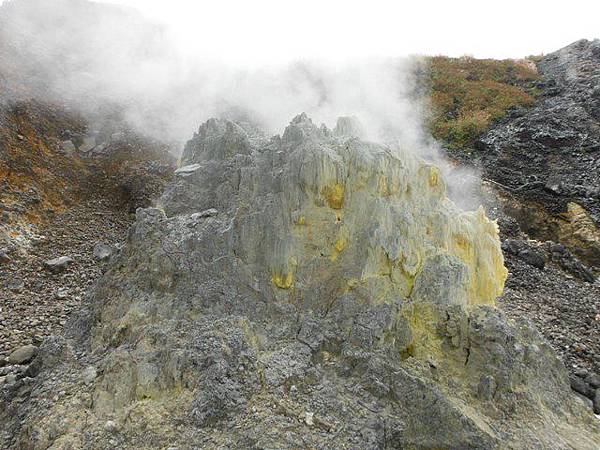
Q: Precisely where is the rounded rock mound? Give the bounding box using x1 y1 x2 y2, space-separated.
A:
1 115 599 449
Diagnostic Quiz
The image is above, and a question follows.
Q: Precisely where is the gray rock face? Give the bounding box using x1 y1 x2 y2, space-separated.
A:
1 115 599 449
477 39 600 267
7 344 37 365
43 256 74 273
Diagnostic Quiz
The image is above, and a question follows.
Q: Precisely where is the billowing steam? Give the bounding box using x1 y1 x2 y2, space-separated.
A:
0 0 481 209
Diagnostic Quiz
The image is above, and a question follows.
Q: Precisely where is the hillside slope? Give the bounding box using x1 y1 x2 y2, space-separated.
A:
477 39 600 267
446 39 600 404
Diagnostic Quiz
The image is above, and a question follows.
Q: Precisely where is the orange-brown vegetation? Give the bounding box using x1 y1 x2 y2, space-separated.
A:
427 56 540 149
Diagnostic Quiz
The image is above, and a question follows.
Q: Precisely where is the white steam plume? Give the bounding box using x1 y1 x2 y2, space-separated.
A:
0 0 481 209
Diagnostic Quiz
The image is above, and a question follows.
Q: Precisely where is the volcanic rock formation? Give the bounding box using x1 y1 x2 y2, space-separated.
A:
1 114 599 449
477 39 600 268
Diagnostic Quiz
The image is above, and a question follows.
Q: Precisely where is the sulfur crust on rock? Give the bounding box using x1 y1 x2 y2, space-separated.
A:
257 116 507 311
271 271 294 290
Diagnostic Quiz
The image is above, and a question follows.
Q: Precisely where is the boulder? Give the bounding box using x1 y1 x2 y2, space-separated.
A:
0 251 10 264
59 140 76 156
8 344 37 365
92 243 114 262
571 375 595 399
77 136 96 153
43 256 74 273
585 373 600 389
7 279 24 293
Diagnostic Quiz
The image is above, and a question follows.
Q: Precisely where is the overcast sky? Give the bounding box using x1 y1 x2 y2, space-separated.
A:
91 0 600 64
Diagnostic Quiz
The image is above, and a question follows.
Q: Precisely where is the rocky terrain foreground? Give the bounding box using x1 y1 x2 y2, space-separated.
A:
1 114 598 449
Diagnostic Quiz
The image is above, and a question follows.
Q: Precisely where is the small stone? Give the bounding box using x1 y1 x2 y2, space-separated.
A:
55 289 69 300
91 142 108 155
304 411 314 426
59 140 77 156
104 420 118 433
8 344 38 365
594 389 600 415
82 366 98 385
190 209 218 221
93 244 114 262
584 373 600 389
0 251 10 264
78 136 96 153
7 279 24 293
571 375 594 399
43 256 74 273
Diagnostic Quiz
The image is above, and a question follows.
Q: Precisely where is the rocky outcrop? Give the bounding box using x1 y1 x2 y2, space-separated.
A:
1 115 599 449
477 39 600 268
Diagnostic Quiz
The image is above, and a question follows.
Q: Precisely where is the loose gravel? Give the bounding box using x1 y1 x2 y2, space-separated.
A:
0 198 131 358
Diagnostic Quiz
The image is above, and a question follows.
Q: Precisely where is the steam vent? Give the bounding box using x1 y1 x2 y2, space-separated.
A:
2 114 600 449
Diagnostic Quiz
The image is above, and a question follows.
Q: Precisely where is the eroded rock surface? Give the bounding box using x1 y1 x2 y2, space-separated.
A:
477 39 600 268
1 115 599 449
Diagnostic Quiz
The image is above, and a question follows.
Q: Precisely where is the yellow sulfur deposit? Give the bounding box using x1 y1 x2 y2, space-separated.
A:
272 271 294 289
321 183 345 209
266 117 506 314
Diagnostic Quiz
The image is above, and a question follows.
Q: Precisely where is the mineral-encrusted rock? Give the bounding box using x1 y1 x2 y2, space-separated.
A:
1 115 599 449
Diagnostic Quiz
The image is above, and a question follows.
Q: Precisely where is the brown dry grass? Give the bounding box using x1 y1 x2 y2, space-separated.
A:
427 56 540 149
